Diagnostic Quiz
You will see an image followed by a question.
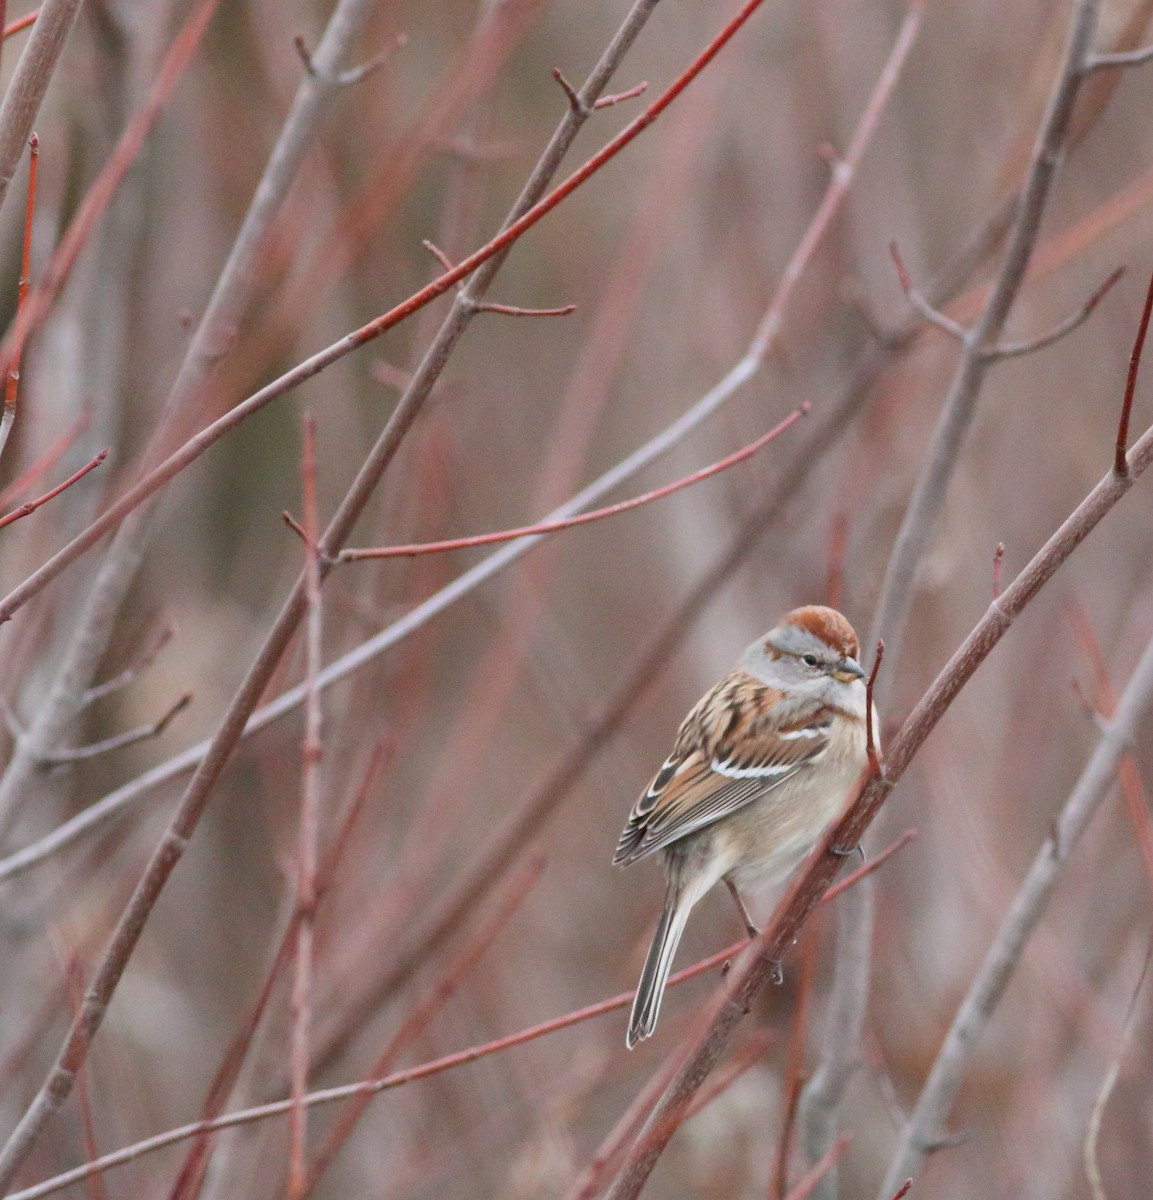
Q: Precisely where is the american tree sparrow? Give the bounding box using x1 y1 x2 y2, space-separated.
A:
614 605 873 1048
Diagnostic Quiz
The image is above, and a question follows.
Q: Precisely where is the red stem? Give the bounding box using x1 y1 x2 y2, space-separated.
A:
339 406 807 561
0 450 107 531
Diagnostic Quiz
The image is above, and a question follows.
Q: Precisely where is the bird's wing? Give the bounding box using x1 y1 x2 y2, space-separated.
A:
613 683 833 866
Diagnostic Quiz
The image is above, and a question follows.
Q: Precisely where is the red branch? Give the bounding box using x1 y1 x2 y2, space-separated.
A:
338 406 807 561
865 639 884 777
1116 265 1153 474
0 450 107 531
3 130 36 421
0 408 89 509
2 8 35 40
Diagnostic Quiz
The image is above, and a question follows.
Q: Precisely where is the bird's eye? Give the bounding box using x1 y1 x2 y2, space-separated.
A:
802 653 819 667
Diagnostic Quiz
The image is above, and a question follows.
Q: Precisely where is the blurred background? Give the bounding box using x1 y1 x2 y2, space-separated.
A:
0 0 1151 1196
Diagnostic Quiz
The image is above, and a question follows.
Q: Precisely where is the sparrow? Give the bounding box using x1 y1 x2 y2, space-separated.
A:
614 605 872 1047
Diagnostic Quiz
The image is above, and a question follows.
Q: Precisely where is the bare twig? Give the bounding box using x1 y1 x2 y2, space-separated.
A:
0 129 37 467
287 415 323 1199
469 299 576 317
0 449 106 531
336 408 806 561
992 542 1005 598
988 265 1122 359
1084 43 1153 70
293 29 405 86
1083 943 1151 1200
889 241 970 344
37 693 190 766
1115 264 1153 475
2 10 38 41
0 406 88 509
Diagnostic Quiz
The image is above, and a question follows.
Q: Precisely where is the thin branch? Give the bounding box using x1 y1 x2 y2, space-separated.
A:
1083 944 1151 1200
1084 43 1153 70
469 299 576 317
0 129 37 467
1115 266 1153 475
2 10 37 40
889 241 970 344
287 414 323 1200
594 80 648 108
988 265 1122 359
992 542 1005 598
82 624 175 706
293 29 405 86
336 407 806 561
0 449 107 530
38 693 190 766
0 406 88 509
865 640 884 778
877 628 1153 1196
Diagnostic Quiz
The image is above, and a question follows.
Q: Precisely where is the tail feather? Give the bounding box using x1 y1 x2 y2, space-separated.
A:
626 898 692 1048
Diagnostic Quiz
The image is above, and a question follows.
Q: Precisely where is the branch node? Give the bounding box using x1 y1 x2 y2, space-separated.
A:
552 67 589 115
986 266 1123 361
294 30 405 87
592 80 648 109
889 241 970 344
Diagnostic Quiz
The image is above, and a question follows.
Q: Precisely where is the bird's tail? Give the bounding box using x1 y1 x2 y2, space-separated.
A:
626 890 693 1049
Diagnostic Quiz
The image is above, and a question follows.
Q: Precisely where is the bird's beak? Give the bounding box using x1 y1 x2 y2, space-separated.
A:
833 657 866 683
